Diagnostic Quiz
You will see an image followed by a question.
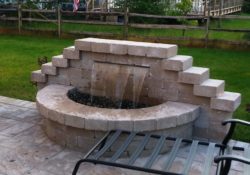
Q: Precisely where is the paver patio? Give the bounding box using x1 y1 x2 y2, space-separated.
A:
0 96 248 175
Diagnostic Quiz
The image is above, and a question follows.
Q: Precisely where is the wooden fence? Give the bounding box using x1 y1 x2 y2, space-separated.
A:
0 6 250 47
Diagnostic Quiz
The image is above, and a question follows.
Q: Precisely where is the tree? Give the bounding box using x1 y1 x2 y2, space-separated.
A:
175 0 192 15
242 0 250 13
114 0 166 15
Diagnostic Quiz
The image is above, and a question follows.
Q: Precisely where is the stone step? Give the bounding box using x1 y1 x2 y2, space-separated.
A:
211 92 241 112
41 62 57 76
31 70 46 83
63 46 79 60
178 67 209 84
52 55 68 68
74 38 177 59
163 55 193 71
194 79 225 97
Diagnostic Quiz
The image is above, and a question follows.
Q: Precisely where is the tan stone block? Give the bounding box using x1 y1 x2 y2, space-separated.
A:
162 82 179 101
92 52 107 62
85 118 108 131
75 38 92 51
110 41 128 55
47 69 70 85
47 75 70 86
64 114 85 129
149 61 165 80
44 119 66 146
178 67 209 84
163 70 179 82
81 69 92 79
108 120 133 131
106 54 129 65
176 112 193 125
146 43 178 59
178 84 210 106
31 70 47 83
147 77 164 89
163 55 193 71
69 60 81 68
73 129 95 139
127 56 144 66
133 119 157 132
37 102 49 117
156 115 177 130
178 94 210 107
208 108 233 123
128 41 149 57
194 79 225 97
148 87 165 99
177 83 193 97
91 40 110 53
63 46 79 60
194 105 233 141
211 92 241 112
52 55 68 68
80 52 94 70
47 108 65 125
65 133 78 149
68 68 82 86
41 62 57 75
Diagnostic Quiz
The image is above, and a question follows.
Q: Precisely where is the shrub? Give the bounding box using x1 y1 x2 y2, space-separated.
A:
114 0 166 15
175 0 193 15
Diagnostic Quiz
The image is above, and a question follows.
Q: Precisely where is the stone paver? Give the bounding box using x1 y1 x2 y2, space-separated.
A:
0 96 248 175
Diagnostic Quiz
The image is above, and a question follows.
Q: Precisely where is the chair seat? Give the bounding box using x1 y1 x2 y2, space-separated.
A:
73 130 227 175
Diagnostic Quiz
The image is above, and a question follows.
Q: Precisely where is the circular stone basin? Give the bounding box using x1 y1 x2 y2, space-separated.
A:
37 85 200 152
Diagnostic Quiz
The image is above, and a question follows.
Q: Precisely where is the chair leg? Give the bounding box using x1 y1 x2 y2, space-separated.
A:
72 159 87 175
221 160 232 175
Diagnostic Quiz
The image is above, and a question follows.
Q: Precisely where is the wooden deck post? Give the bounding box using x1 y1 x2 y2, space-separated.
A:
218 0 223 28
124 7 129 39
204 0 207 16
205 1 211 48
57 5 61 38
18 4 22 34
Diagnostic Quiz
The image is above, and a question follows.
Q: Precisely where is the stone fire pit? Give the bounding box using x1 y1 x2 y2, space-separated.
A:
31 38 241 152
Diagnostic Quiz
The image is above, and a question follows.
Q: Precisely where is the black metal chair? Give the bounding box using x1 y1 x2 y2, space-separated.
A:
72 119 250 175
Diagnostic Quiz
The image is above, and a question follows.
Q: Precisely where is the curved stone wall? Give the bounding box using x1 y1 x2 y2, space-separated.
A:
38 84 199 151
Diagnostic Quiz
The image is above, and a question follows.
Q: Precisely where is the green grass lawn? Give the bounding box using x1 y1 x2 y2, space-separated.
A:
0 34 250 141
0 35 73 101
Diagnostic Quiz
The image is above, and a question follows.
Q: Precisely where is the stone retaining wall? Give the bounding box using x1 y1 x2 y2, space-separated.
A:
31 38 241 141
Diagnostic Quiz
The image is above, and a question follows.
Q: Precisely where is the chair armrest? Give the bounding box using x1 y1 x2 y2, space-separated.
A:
222 119 250 145
222 119 250 127
214 155 250 165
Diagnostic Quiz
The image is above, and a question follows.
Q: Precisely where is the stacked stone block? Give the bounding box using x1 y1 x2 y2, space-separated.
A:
31 38 241 141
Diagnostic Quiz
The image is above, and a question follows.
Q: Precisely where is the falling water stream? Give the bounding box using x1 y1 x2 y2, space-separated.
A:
90 62 148 109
